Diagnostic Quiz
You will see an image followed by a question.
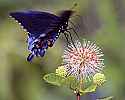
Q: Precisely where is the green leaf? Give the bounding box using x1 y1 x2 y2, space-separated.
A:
80 84 97 95
97 96 114 100
62 76 79 90
43 73 97 94
43 73 65 86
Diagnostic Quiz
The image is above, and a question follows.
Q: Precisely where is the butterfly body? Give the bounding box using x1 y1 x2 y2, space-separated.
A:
10 10 73 61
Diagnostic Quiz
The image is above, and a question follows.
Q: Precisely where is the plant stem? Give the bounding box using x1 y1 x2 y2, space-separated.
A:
76 93 80 100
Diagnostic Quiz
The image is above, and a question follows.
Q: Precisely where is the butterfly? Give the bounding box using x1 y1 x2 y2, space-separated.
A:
9 10 74 62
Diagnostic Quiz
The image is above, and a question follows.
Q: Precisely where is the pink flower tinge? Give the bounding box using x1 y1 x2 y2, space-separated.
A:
63 40 105 81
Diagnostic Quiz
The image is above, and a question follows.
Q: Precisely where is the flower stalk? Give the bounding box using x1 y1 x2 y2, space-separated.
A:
76 92 80 100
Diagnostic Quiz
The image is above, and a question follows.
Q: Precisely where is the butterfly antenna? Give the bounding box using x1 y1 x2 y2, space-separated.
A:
71 27 80 40
67 26 80 42
64 32 71 46
67 26 84 50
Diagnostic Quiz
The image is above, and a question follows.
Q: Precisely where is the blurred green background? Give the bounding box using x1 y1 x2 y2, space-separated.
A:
0 0 125 100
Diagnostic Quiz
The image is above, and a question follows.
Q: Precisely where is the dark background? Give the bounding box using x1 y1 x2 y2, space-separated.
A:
0 0 125 100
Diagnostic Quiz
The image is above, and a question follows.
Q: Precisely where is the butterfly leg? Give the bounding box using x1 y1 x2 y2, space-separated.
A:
67 27 80 40
65 30 77 49
69 20 80 33
64 32 71 46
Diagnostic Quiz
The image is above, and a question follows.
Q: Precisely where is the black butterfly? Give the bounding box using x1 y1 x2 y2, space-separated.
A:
10 10 74 62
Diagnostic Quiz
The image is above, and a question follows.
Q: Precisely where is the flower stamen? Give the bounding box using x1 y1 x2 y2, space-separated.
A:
63 40 105 81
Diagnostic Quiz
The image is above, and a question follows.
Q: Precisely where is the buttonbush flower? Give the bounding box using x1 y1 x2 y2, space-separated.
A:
93 73 106 86
56 66 67 77
63 40 105 81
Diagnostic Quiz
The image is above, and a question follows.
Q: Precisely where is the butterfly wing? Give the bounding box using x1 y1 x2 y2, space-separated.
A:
9 10 60 38
10 11 61 62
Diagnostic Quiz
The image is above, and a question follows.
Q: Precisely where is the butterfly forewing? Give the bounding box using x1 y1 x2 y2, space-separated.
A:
10 11 60 38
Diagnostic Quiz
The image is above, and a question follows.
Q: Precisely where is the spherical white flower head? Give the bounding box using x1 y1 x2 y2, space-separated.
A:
63 40 105 81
